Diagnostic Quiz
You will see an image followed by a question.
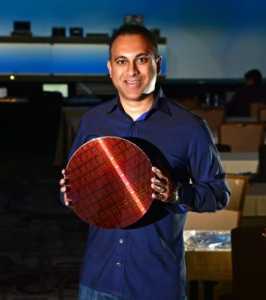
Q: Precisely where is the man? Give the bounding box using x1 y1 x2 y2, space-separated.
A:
60 24 230 300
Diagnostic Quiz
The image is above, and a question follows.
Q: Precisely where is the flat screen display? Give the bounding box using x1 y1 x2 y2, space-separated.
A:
42 83 69 98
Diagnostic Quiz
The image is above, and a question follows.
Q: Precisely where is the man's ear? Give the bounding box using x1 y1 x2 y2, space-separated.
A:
156 56 162 75
107 60 112 78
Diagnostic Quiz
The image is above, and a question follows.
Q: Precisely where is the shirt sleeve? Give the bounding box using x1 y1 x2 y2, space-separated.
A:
167 120 230 213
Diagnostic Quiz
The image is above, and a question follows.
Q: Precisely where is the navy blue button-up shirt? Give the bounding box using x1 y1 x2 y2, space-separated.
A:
68 91 230 300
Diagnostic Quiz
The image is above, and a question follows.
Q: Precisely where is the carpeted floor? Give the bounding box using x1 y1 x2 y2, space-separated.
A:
0 152 88 299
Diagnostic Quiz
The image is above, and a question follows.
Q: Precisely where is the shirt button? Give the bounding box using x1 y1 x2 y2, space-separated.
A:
116 262 121 267
119 238 124 244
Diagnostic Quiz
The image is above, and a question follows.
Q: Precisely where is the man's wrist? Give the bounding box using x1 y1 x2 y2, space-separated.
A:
169 183 181 203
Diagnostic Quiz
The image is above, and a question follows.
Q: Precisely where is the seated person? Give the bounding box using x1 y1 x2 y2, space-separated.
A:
226 69 266 116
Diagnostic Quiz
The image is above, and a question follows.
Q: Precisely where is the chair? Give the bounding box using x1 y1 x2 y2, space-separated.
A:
259 107 266 122
219 123 264 152
192 108 225 138
250 102 266 120
185 175 248 230
230 226 266 300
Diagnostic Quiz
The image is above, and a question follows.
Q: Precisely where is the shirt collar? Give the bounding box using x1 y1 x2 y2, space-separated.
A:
106 87 172 116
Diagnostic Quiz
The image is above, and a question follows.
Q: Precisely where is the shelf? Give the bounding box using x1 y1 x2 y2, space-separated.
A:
0 35 166 44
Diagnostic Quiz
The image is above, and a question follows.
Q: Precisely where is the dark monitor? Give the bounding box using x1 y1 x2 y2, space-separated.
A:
52 27 66 37
12 21 32 36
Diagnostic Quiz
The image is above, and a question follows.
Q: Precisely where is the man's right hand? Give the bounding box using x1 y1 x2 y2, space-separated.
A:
59 169 72 206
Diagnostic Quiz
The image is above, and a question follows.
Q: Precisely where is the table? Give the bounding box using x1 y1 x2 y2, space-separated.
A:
225 116 257 123
185 230 232 281
186 250 232 282
244 183 266 216
185 230 232 300
220 152 258 174
184 187 266 298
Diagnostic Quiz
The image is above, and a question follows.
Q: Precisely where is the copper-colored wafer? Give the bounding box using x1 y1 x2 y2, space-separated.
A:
65 136 153 228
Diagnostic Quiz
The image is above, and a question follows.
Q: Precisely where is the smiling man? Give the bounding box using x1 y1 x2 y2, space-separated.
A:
107 33 160 117
60 24 230 300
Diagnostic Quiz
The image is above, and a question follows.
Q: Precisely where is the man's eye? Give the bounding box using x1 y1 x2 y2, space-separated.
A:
137 56 149 64
116 59 127 65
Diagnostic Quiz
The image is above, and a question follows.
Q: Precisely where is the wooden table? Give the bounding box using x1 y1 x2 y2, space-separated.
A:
184 185 266 283
186 250 232 281
244 183 266 216
220 152 258 174
185 231 232 281
185 231 232 300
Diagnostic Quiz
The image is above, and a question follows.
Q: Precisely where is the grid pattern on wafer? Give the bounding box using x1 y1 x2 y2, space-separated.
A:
66 137 153 228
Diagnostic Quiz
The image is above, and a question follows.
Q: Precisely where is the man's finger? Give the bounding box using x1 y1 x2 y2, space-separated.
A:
60 186 66 193
59 178 65 186
151 177 166 189
152 166 163 178
151 166 168 183
151 183 166 194
64 193 71 206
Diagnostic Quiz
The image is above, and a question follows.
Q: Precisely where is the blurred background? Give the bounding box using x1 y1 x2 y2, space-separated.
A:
0 1 266 299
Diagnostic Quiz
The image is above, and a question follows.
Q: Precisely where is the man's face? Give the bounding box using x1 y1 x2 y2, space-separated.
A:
107 34 161 102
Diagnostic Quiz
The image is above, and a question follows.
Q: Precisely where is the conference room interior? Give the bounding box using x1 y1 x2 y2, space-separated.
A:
1 5 266 300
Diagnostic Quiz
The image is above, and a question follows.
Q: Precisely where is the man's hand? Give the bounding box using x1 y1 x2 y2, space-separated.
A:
59 169 72 206
151 166 172 202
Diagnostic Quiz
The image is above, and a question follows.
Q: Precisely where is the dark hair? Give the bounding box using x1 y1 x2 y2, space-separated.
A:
244 69 263 85
109 24 159 58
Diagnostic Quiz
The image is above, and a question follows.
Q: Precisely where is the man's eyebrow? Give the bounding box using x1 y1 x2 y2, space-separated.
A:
114 56 127 61
113 52 151 61
135 52 151 57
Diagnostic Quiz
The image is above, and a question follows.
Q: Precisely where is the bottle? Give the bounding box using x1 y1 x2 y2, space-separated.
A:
205 93 211 107
213 94 219 107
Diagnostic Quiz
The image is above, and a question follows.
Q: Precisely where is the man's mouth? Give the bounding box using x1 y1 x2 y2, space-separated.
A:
125 79 141 87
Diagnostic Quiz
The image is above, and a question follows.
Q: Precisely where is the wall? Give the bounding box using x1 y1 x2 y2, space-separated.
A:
0 0 265 79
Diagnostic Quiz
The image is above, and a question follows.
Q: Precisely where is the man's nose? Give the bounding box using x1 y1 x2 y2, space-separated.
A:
127 61 139 76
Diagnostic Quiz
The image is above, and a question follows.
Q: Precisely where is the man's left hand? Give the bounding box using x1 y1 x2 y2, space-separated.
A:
151 166 172 202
